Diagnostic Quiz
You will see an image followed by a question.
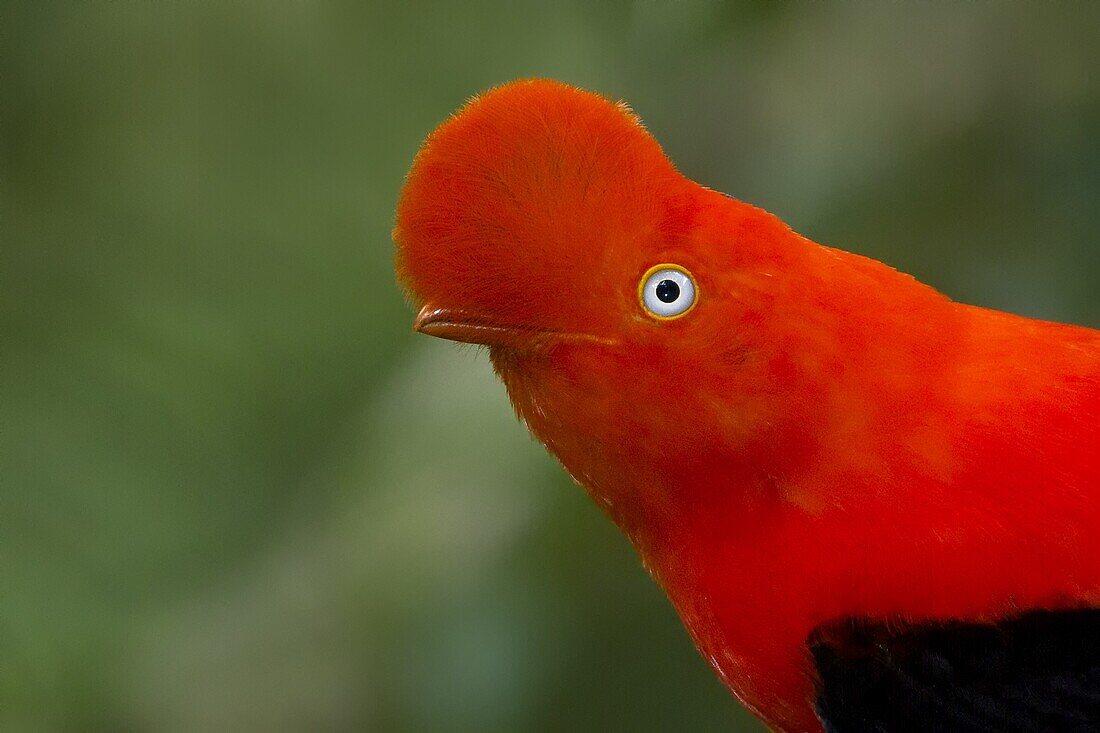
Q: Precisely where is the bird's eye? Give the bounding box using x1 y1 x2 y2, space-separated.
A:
639 264 697 319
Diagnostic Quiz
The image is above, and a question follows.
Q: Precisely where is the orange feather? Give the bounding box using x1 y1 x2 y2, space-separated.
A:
394 79 1100 733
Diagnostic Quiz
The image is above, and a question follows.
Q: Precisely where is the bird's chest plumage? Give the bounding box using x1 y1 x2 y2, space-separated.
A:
494 316 1100 733
653 478 1100 733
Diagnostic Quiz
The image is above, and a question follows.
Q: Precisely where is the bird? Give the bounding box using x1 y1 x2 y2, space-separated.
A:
392 78 1100 733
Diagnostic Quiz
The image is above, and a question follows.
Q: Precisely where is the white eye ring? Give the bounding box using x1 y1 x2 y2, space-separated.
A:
639 264 697 319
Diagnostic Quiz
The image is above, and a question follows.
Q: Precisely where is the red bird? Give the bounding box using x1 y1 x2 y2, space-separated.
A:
393 79 1100 732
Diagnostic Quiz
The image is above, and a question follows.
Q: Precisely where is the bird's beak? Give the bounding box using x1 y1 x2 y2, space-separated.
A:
413 305 616 348
414 305 530 347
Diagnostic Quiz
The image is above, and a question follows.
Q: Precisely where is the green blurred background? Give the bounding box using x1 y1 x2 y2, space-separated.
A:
3 2 1098 731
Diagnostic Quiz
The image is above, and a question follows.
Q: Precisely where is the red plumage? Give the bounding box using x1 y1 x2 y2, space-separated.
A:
394 79 1100 732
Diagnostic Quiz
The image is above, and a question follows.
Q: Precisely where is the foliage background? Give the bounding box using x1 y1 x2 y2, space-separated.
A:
3 2 1099 731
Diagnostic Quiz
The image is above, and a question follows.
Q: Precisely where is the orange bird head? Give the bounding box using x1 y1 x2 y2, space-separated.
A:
394 79 861 542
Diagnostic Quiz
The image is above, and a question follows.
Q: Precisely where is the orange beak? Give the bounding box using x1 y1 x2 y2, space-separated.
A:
413 305 616 349
413 305 532 347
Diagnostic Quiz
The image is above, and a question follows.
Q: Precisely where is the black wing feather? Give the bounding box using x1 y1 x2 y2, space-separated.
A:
810 608 1100 733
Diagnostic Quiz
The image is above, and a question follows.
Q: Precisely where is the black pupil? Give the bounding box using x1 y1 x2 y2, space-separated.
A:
655 279 680 303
